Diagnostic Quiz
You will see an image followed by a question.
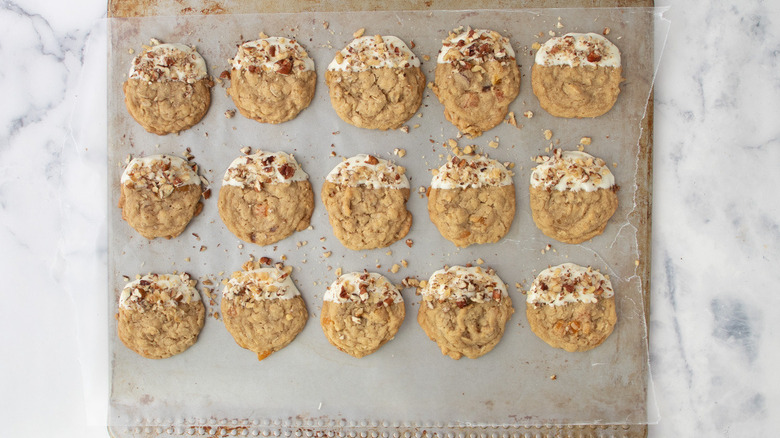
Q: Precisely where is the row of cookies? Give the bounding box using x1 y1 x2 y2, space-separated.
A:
117 260 617 360
123 29 623 137
119 148 618 248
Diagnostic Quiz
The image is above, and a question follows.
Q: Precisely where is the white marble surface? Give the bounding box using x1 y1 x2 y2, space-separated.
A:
0 0 778 436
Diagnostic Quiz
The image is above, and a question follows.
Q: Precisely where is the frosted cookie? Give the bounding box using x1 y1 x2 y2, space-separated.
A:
526 263 617 352
428 154 515 247
432 28 520 138
529 149 618 244
221 262 308 361
325 34 425 130
321 154 412 250
123 41 212 135
218 150 314 246
117 273 205 359
227 36 316 124
531 33 623 118
418 266 514 360
320 272 405 358
118 154 203 239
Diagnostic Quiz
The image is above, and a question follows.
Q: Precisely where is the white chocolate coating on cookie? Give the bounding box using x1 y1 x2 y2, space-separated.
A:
422 266 508 303
437 28 515 64
327 35 420 72
121 154 201 191
223 151 308 190
431 154 513 189
535 33 620 68
223 268 300 301
232 37 315 73
527 263 614 306
530 149 614 192
323 272 403 304
119 273 200 311
325 154 410 189
128 43 208 83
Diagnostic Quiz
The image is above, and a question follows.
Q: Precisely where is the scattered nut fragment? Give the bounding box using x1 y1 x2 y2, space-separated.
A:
400 125 410 134
635 259 640 267
603 27 611 36
462 145 474 154
422 54 431 61
323 21 329 29
199 245 207 252
580 137 592 146
531 42 541 51
240 146 251 155
401 260 408 268
506 111 518 127
488 139 499 149
353 28 365 38
393 148 407 158
128 48 135 54
548 30 556 36
523 110 534 119
550 374 557 380
335 267 343 277
323 251 332 258
225 109 236 119
476 258 484 265
543 129 553 140
390 264 401 274
405 239 413 248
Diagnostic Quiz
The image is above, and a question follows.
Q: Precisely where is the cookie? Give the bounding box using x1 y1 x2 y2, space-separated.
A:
432 28 520 138
531 33 623 118
218 150 314 246
227 35 316 124
526 263 617 352
221 262 308 361
320 272 405 358
417 266 514 360
117 273 205 359
325 35 425 130
427 154 515 247
118 154 203 239
123 42 212 135
529 148 618 244
321 154 412 250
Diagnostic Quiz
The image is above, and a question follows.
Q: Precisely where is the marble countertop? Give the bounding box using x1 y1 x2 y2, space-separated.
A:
1 0 777 436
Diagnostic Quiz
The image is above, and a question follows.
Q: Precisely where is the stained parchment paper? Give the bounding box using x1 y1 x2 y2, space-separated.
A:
108 8 662 436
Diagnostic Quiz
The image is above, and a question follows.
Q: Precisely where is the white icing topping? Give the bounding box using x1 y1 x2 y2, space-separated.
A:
328 35 420 72
437 28 515 64
232 37 314 73
121 154 200 195
535 33 621 68
325 154 410 189
530 149 615 192
223 151 308 190
431 154 513 189
421 266 508 304
323 272 403 304
222 268 300 301
119 273 199 311
128 43 208 83
526 263 614 306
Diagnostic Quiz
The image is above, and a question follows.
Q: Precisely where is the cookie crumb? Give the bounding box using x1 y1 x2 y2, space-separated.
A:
401 259 408 268
635 259 640 267
531 42 541 51
225 109 236 119
128 48 135 54
580 136 592 146
543 129 553 140
488 139 499 149
390 264 401 274
335 267 342 277
353 28 365 38
476 258 485 265
323 251 332 258
323 21 329 29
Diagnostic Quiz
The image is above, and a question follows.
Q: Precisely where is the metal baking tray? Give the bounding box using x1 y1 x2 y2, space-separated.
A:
107 2 661 436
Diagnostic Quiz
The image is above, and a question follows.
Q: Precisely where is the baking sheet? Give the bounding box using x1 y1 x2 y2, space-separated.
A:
108 7 661 436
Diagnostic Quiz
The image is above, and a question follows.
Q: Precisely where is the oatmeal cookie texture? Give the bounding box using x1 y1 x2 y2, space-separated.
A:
428 154 515 247
432 28 520 138
218 150 313 246
529 148 618 244
526 263 617 352
118 154 203 239
320 272 405 358
117 273 205 359
325 34 425 130
321 154 412 250
221 261 308 361
228 35 316 124
417 266 514 360
532 33 623 118
123 41 212 134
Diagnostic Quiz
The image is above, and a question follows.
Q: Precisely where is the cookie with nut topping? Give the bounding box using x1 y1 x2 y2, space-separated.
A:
529 149 618 244
427 153 516 247
432 28 520 138
531 33 623 118
221 261 308 361
526 263 617 352
123 41 212 135
227 35 316 124
417 266 514 360
117 273 205 359
320 272 405 358
118 154 203 239
325 34 425 130
321 154 412 250
218 150 314 246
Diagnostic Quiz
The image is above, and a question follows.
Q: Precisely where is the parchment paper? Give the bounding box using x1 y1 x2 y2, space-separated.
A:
108 8 660 436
